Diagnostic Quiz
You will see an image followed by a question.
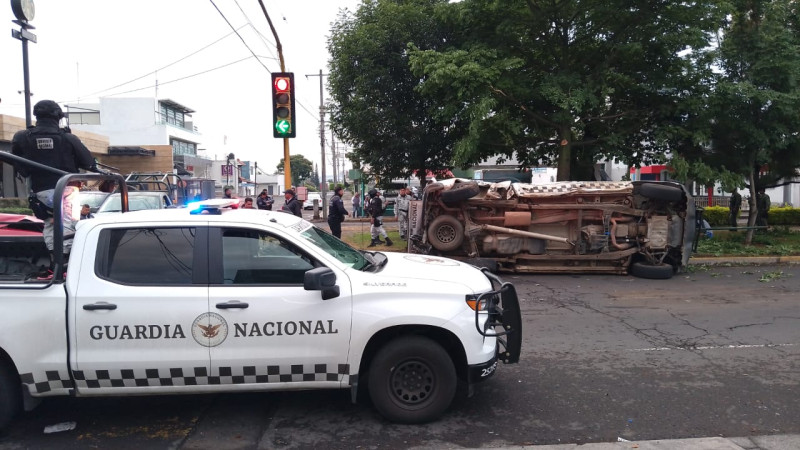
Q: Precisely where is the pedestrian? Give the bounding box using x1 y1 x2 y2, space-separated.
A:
327 185 349 238
242 197 255 209
223 187 234 199
756 189 771 227
256 189 273 210
352 191 362 217
80 204 94 220
395 187 411 240
729 190 741 230
281 188 302 217
366 188 392 247
11 100 97 280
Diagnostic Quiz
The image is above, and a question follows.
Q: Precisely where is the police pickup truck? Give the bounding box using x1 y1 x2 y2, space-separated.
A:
0 171 521 427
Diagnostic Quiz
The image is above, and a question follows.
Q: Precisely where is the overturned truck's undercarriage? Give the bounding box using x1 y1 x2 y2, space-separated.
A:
410 179 695 279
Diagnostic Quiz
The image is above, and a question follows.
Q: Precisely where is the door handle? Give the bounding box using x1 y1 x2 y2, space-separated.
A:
83 302 117 311
215 301 249 309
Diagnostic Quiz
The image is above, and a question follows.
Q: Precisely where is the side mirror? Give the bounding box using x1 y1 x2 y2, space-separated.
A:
304 267 340 300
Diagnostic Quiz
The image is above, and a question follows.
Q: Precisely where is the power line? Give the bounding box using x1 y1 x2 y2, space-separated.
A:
209 0 270 73
78 25 249 100
232 0 279 61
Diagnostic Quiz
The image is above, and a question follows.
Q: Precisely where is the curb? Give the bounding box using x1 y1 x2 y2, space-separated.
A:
492 434 800 449
689 255 800 265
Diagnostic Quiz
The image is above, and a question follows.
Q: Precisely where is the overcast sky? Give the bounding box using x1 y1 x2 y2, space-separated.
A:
1 0 361 177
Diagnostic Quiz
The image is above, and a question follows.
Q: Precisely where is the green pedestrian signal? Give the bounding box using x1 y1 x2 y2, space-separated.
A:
271 72 296 138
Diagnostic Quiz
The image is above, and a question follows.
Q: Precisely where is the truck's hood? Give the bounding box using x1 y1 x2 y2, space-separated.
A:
365 251 492 293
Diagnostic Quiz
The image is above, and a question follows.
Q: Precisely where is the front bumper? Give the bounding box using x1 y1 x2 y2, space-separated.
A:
477 269 522 364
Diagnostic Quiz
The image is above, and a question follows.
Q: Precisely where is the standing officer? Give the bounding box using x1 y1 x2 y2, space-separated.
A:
366 188 392 247
729 190 742 230
256 189 273 210
756 189 771 227
12 100 96 280
395 187 411 240
281 188 302 217
327 185 349 238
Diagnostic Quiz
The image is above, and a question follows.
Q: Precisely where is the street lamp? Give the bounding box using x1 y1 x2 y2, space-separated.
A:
11 0 37 127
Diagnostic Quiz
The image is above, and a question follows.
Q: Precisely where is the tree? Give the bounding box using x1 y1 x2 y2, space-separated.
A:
276 154 314 188
408 0 725 180
328 0 458 187
682 0 800 244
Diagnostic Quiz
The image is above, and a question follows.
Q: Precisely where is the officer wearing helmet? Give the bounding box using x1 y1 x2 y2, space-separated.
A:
12 100 96 280
366 188 392 247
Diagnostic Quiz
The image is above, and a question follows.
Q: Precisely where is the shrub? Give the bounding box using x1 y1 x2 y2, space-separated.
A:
769 207 800 226
0 207 34 215
702 206 729 227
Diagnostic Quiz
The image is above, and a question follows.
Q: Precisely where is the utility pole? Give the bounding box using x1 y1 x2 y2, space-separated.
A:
306 70 328 219
332 132 337 184
11 0 37 127
258 0 292 191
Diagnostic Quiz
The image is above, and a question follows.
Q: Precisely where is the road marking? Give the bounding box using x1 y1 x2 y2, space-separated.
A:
628 343 797 352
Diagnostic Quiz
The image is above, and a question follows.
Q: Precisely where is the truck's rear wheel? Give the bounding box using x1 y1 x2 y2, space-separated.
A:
427 216 465 252
630 261 675 279
367 336 457 423
0 361 22 430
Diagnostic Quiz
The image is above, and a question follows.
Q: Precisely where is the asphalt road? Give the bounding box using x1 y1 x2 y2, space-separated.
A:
1 263 798 449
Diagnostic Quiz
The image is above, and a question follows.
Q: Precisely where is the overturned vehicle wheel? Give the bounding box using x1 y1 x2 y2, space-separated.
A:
630 261 675 280
427 215 465 252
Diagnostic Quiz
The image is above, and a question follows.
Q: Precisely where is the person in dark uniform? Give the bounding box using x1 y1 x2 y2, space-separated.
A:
756 189 771 227
281 188 302 217
366 188 392 247
256 189 273 210
11 100 96 280
327 185 349 238
729 190 742 230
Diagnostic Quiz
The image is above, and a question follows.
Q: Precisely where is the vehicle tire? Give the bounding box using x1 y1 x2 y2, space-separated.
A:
630 261 674 279
468 257 498 273
0 361 22 430
427 215 465 252
440 181 480 204
639 183 683 202
367 336 457 424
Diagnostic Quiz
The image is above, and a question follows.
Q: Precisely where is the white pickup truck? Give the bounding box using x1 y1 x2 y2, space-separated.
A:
0 173 522 427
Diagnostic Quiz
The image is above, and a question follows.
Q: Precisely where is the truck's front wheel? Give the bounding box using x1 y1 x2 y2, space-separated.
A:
367 336 457 423
0 361 22 430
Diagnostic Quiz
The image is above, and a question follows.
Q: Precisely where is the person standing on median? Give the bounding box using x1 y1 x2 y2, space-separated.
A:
366 188 392 247
327 185 349 238
729 190 742 230
395 187 411 240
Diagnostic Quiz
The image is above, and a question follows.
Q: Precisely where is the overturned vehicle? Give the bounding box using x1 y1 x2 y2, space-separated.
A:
409 179 695 279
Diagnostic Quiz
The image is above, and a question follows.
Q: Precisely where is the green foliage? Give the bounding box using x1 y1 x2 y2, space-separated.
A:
276 155 314 188
0 207 33 215
702 206 731 227
695 228 800 256
770 207 800 226
407 0 725 180
328 0 456 185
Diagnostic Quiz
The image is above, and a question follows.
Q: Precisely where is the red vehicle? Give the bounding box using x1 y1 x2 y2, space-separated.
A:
0 214 47 281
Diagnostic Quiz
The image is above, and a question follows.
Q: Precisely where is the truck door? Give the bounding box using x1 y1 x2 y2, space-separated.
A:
72 225 211 393
207 226 352 388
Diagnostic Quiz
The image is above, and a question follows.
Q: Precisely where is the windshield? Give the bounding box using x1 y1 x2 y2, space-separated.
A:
298 225 370 270
98 194 163 213
79 192 109 208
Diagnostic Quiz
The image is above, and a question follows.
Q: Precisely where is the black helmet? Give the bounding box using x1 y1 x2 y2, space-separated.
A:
33 100 64 120
368 188 378 198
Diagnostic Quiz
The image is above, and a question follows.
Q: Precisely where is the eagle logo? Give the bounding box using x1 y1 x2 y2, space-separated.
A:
191 313 229 347
198 323 222 338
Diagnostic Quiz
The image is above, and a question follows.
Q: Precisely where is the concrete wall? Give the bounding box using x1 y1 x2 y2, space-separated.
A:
97 145 174 176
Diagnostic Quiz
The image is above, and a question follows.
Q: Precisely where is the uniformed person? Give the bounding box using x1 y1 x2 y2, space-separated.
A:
395 187 411 240
756 189 770 227
729 190 742 230
367 188 392 247
12 100 97 279
327 185 349 238
256 189 273 210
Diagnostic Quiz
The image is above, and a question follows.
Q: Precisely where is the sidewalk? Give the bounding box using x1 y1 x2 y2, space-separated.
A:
495 434 800 449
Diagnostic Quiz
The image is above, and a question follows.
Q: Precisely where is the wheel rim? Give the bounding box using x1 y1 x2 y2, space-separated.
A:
389 359 435 408
435 225 456 244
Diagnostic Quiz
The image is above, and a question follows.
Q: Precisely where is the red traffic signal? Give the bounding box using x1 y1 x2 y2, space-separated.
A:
271 72 295 138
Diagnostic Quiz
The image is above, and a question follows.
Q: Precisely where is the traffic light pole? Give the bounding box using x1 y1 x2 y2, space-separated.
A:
306 70 328 219
258 0 292 192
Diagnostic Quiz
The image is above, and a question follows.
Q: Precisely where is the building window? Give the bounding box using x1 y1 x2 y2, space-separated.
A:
159 104 185 128
171 139 197 156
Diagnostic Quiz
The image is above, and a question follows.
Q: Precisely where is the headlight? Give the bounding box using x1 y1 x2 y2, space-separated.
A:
465 294 489 311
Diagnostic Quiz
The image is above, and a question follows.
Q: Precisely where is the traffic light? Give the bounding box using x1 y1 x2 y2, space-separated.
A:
271 72 296 138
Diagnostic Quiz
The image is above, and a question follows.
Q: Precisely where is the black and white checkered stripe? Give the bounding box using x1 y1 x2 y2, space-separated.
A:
515 181 632 194
22 364 351 393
